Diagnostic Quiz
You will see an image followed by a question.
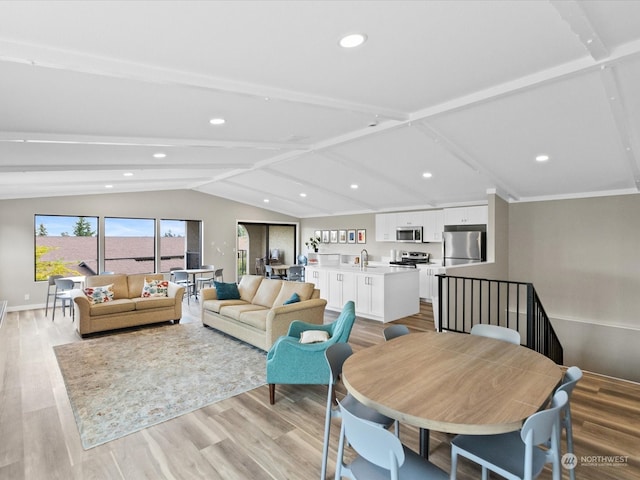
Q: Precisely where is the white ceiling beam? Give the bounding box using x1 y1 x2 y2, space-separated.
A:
411 122 520 202
0 132 303 151
319 149 437 208
0 40 409 122
210 179 337 217
0 163 253 173
550 0 610 61
262 158 380 212
599 65 640 191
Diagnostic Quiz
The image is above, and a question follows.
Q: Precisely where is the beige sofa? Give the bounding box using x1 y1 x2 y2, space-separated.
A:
72 273 185 336
201 274 327 350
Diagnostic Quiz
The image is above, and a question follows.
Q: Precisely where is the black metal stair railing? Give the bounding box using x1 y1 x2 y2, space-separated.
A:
435 274 563 364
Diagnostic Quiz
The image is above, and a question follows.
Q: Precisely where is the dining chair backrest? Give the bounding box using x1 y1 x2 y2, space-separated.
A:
287 265 304 281
470 324 520 345
45 274 64 315
326 342 352 384
264 265 274 278
214 268 224 281
172 271 189 282
54 278 75 292
324 343 398 480
383 324 410 341
521 390 567 446
556 366 582 480
338 399 406 473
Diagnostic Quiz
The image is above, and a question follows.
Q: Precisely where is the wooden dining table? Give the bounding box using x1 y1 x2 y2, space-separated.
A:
342 331 562 457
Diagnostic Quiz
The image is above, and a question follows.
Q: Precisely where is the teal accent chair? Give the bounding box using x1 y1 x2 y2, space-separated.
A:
267 301 356 405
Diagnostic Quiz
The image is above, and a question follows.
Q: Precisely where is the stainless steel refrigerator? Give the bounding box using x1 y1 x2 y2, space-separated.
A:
442 231 485 266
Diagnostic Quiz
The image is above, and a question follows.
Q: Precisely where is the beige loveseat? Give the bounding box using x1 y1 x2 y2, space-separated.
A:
72 273 185 337
201 274 327 350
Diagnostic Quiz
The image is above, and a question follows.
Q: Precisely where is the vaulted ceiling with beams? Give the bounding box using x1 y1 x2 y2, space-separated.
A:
1 1 640 218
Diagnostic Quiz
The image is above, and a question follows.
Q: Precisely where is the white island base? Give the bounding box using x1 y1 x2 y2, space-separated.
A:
305 266 420 323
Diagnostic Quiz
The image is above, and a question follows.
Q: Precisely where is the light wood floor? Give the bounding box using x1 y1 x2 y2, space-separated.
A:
0 301 638 480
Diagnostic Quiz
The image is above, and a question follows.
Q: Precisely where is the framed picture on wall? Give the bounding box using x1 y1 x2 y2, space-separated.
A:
357 229 366 244
338 229 347 243
347 229 356 243
314 230 322 241
322 230 330 243
330 230 338 243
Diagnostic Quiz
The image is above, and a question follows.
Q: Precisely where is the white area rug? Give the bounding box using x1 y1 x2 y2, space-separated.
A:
54 323 266 449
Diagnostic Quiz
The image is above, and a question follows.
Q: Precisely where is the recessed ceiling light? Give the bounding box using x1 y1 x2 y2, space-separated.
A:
209 117 226 125
300 193 307 198
105 184 113 189
535 154 550 162
339 33 367 48
153 152 166 159
422 172 433 178
263 199 270 203
123 172 133 177
350 184 359 189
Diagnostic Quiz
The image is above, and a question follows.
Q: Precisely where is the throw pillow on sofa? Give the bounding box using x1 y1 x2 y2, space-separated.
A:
141 278 169 298
283 292 300 305
214 281 241 300
84 284 114 305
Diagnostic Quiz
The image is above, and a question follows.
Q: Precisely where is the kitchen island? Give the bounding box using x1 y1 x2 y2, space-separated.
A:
305 265 419 322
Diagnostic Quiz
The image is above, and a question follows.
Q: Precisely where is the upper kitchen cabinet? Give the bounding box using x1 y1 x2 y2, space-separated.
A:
375 213 397 242
443 206 487 226
421 210 444 242
396 212 424 227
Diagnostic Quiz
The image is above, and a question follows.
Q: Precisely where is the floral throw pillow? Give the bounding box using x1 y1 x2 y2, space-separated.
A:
84 284 114 305
141 279 169 298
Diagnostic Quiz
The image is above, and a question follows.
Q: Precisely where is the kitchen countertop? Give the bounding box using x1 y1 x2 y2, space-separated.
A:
305 264 420 276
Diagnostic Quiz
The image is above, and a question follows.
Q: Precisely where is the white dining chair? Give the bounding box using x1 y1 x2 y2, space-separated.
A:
52 278 75 321
556 366 583 480
45 274 63 317
382 323 410 436
383 324 410 341
172 271 194 304
195 264 215 291
450 390 568 480
470 324 521 345
322 343 396 480
336 398 449 480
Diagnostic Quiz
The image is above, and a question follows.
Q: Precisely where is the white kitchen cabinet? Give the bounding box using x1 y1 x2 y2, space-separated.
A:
313 266 419 322
306 266 329 295
327 270 356 310
421 210 444 242
396 211 424 227
375 213 397 242
418 265 445 302
443 206 487 226
355 273 385 318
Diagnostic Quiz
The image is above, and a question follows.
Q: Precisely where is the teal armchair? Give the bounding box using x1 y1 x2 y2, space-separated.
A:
267 301 356 404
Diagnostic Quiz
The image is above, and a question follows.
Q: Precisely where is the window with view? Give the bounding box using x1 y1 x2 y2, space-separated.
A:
34 215 99 281
104 217 155 275
160 219 187 273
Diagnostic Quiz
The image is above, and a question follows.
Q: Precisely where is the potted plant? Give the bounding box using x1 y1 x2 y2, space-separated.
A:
305 236 321 252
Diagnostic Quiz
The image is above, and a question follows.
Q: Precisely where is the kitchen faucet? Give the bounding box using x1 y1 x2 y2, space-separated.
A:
360 249 369 270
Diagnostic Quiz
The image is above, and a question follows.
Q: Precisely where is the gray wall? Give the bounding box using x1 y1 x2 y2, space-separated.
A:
508 194 640 382
0 189 296 309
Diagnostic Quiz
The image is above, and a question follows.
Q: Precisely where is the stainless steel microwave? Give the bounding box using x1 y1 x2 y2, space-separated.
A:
396 226 423 243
